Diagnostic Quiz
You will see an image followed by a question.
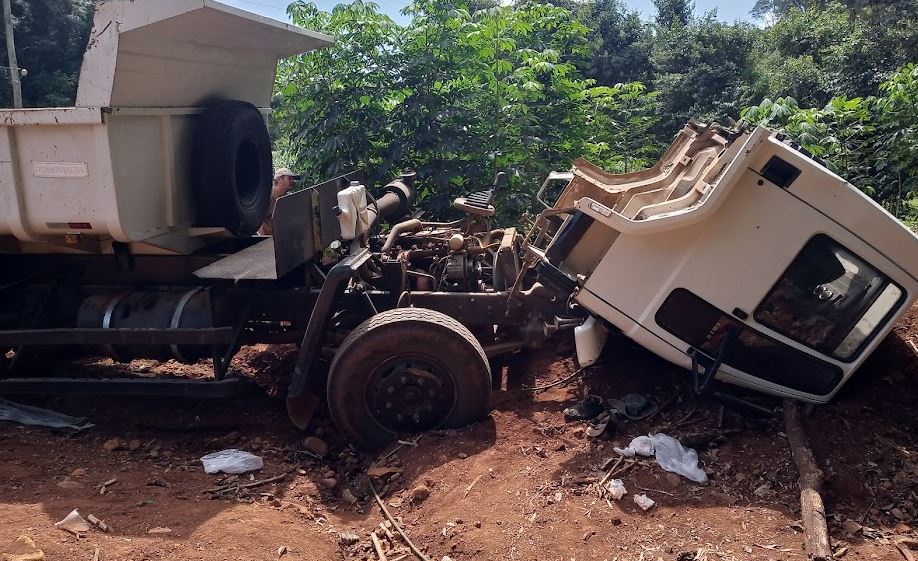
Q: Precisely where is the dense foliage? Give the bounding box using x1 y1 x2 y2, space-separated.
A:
2 0 916 222
0 0 93 107
274 0 661 220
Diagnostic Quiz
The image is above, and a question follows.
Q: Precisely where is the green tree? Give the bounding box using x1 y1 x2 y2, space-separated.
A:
651 11 760 134
0 0 93 107
584 0 654 86
274 0 661 222
653 0 694 27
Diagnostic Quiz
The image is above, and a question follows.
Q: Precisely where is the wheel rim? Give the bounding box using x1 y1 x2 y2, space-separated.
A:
365 355 457 433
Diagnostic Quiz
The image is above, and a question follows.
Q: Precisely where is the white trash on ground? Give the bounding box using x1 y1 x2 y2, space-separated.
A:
613 435 654 457
633 494 655 511
605 478 627 500
0 399 93 430
200 449 264 474
650 433 707 483
614 433 707 483
54 509 91 534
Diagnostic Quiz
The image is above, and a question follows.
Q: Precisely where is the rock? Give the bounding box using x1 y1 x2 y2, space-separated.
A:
55 479 83 490
148 527 172 534
148 449 160 459
734 472 747 483
102 438 122 452
572 427 585 439
70 468 87 478
457 452 468 459
320 478 338 489
338 532 360 546
277 545 288 558
890 508 909 521
1 534 44 561
711 490 737 505
340 488 358 505
128 439 141 452
474 521 481 528
323 469 336 479
269 498 282 508
841 519 863 535
411 484 431 503
162 450 173 459
664 473 682 486
302 437 329 458
442 557 454 561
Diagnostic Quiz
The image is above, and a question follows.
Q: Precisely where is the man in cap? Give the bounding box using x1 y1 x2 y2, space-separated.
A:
259 167 301 235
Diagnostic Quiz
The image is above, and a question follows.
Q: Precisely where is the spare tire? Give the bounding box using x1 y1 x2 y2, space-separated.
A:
191 100 273 236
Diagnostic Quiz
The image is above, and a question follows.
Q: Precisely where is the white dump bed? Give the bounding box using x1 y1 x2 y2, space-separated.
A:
0 1 331 254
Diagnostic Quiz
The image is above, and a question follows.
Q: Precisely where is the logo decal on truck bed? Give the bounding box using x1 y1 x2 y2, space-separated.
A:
32 161 89 178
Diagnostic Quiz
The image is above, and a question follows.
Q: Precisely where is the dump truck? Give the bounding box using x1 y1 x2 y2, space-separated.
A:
1 1 917 449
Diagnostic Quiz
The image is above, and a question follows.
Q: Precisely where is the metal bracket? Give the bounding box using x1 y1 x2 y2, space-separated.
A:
688 325 738 395
286 248 372 429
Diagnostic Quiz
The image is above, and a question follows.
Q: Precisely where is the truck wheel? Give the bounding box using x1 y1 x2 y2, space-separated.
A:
192 100 272 236
327 308 491 450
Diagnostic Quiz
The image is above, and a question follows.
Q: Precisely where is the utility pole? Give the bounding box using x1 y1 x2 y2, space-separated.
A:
2 0 21 108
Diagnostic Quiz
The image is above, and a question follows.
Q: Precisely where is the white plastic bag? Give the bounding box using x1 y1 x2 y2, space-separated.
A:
614 435 655 457
55 509 91 534
633 494 655 511
649 433 707 483
605 478 627 500
200 449 264 474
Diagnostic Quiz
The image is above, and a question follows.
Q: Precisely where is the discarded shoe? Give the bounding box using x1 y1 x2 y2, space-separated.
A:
608 393 658 420
563 395 605 421
585 410 612 438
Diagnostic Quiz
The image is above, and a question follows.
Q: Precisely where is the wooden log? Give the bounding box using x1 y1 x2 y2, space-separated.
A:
783 398 832 561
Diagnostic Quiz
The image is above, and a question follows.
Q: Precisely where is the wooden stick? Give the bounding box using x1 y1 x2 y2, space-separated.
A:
464 475 483 497
371 531 389 561
784 399 832 561
204 473 287 494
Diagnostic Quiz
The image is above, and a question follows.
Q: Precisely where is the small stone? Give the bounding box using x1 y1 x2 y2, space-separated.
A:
572 427 585 439
664 473 682 486
457 452 468 459
148 449 160 459
442 557 454 561
338 532 360 546
321 478 338 489
162 450 173 459
734 472 747 483
102 438 122 452
841 519 862 535
70 468 87 478
277 545 289 557
302 437 329 458
323 469 336 479
890 508 909 521
340 488 357 504
411 484 431 503
554 443 566 452
128 439 141 452
56 479 83 490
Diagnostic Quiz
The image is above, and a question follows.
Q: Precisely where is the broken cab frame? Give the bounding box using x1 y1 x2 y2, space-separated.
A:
527 121 918 403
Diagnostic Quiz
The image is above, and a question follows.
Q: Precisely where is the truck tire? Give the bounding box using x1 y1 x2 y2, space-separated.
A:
327 308 491 449
192 100 272 236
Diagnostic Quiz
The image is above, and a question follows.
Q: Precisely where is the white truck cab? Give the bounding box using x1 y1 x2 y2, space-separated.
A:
530 121 918 403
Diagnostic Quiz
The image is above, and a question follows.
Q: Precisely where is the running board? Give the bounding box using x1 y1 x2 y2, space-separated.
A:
0 376 255 398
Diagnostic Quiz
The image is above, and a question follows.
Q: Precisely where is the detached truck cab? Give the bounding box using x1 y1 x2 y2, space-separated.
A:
531 121 918 403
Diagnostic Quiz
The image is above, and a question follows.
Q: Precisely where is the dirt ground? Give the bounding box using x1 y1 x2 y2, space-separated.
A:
2 307 918 561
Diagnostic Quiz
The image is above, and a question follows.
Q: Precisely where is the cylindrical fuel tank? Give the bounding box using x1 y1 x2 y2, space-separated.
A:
77 289 213 363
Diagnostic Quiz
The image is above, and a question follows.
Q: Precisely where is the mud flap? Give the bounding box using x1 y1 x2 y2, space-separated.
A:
286 249 372 429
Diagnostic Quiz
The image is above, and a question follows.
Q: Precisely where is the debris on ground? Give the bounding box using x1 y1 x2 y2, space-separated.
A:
301 437 329 458
0 535 44 561
53 510 90 535
563 395 604 420
85 514 109 533
0 399 93 430
604 478 627 500
615 433 707 483
633 494 655 511
200 449 264 474
147 527 172 534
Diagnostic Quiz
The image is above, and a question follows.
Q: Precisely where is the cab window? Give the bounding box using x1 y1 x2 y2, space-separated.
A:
754 234 904 361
